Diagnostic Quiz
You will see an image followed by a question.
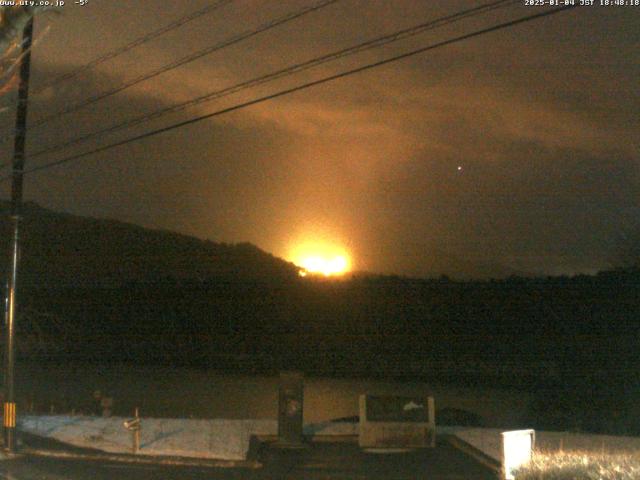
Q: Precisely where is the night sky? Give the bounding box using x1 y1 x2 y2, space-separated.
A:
0 0 638 278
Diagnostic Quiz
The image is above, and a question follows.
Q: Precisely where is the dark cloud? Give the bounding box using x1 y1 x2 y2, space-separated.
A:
0 1 637 278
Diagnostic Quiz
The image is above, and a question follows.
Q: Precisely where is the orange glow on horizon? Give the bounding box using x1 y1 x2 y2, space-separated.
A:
289 241 352 277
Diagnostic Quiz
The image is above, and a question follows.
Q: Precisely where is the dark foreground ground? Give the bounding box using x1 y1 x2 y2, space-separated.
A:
0 441 497 479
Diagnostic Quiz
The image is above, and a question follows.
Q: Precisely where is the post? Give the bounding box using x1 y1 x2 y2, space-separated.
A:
133 407 140 453
276 371 304 448
123 407 141 453
3 14 34 453
427 396 436 447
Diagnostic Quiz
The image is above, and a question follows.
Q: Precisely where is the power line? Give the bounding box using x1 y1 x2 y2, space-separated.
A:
23 0 516 165
0 1 233 145
0 5 577 182
22 0 339 135
31 0 233 95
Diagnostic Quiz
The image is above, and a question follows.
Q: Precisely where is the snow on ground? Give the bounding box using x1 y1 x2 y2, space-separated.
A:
439 427 504 460
19 415 277 461
20 415 638 465
304 420 358 436
18 415 358 461
440 426 640 464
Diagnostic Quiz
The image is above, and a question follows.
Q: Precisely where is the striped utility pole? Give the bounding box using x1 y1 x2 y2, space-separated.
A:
4 13 34 453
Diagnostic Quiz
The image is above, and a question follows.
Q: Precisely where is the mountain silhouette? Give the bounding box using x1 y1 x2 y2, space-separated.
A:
0 202 299 286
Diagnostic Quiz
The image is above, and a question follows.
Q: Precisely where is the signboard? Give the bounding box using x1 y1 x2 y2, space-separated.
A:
277 371 304 447
502 429 535 480
359 395 435 449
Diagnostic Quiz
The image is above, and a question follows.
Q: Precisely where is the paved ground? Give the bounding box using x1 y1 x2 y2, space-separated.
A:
0 441 498 479
257 442 498 480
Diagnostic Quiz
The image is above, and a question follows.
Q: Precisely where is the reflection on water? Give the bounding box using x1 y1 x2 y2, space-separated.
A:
17 364 531 428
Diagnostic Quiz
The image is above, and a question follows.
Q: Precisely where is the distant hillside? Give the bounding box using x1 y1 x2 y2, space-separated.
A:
1 205 639 435
0 202 299 286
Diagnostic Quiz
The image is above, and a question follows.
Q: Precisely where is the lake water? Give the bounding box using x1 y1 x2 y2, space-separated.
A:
15 364 531 428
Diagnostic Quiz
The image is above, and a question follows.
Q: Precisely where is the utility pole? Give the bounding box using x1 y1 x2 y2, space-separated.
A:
4 14 34 453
